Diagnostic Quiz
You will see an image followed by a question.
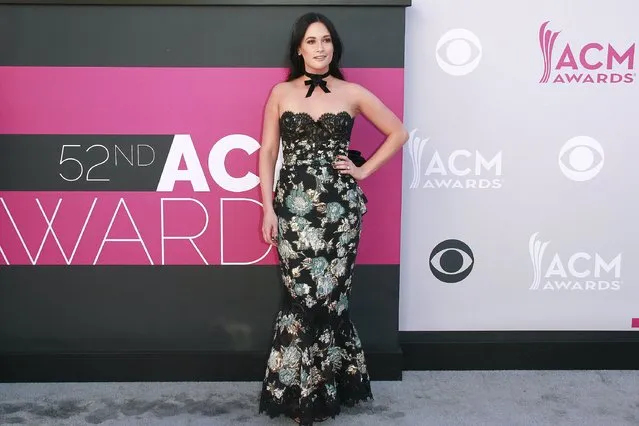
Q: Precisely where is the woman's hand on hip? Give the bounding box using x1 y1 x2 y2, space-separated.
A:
333 155 368 181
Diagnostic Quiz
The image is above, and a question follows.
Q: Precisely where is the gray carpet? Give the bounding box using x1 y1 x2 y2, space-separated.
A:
1 371 638 425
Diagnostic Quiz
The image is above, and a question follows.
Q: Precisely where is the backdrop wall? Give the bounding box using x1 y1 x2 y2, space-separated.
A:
0 0 410 381
400 0 639 332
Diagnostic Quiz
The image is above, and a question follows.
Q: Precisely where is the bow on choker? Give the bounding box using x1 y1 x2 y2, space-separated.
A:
304 71 331 98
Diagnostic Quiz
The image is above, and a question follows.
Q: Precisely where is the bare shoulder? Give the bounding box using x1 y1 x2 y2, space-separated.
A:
269 81 293 99
265 81 296 117
340 81 379 113
270 81 299 107
341 80 367 93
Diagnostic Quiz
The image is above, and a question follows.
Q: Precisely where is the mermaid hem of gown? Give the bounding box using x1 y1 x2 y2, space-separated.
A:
258 303 374 424
258 377 374 424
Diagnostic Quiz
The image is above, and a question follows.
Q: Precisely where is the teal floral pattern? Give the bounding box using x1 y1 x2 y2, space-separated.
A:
259 111 371 426
325 202 345 223
285 187 314 216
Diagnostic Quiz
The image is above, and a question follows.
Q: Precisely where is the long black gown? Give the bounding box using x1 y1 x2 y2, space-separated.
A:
258 110 373 425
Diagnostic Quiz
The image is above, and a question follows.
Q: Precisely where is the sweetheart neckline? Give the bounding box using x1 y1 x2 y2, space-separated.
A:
279 110 355 123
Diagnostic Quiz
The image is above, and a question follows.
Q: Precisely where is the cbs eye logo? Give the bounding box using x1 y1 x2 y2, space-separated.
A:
435 29 482 76
558 136 605 182
429 239 474 283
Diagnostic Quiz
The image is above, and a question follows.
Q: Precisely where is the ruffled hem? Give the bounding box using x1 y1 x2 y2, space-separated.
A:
259 379 373 425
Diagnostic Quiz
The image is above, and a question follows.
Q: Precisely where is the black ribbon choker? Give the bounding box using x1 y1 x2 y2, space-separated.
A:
304 71 331 98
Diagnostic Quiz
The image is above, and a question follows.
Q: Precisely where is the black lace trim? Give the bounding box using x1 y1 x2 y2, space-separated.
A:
259 375 373 425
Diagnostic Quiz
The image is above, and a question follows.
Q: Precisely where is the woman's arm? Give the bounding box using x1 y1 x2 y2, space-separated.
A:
335 83 409 180
258 84 283 245
259 84 282 213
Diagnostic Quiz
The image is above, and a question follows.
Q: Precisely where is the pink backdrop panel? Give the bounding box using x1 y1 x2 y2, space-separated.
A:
0 66 404 265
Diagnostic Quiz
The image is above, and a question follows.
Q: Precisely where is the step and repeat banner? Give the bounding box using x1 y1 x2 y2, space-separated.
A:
400 0 639 331
0 2 406 362
0 67 402 267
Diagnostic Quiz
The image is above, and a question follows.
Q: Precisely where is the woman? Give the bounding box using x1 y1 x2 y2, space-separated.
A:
258 12 408 425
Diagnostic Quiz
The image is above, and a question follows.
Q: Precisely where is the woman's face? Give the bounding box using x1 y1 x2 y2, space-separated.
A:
298 22 333 73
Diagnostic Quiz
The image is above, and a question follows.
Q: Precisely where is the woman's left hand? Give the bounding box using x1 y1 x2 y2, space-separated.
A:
333 155 367 180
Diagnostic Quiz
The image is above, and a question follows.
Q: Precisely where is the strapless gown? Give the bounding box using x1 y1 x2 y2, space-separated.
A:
258 111 373 425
